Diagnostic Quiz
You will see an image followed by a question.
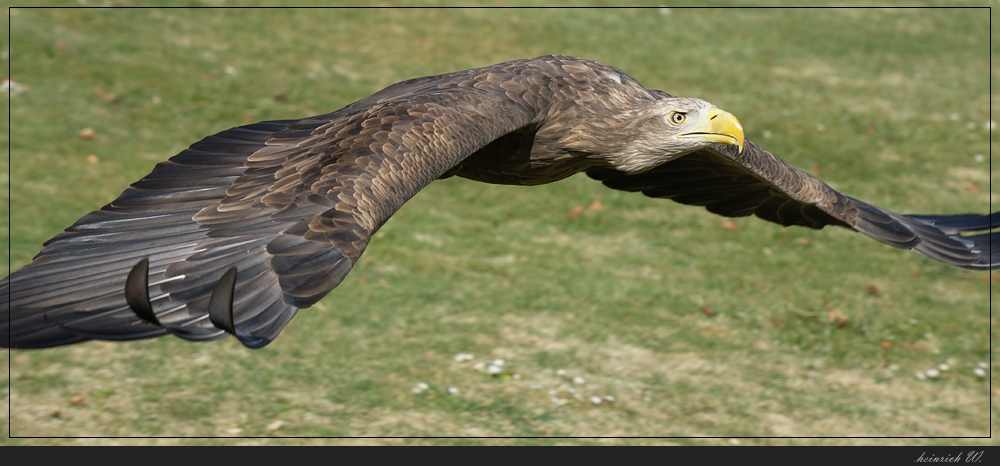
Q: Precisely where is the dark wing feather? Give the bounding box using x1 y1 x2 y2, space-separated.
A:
588 140 996 270
2 60 543 349
4 121 301 348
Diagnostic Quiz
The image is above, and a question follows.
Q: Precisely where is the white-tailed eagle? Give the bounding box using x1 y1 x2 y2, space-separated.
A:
4 56 995 349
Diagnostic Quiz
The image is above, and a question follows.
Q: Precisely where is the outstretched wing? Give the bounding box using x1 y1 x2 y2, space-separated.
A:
587 140 997 270
2 61 542 349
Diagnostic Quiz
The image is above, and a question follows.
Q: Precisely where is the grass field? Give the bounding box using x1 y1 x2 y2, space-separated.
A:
3 6 997 444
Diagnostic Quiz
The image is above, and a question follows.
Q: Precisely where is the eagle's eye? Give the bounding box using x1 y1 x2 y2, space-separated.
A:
668 111 686 125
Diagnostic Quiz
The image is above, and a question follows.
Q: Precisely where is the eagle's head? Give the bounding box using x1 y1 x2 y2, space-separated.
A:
611 97 745 173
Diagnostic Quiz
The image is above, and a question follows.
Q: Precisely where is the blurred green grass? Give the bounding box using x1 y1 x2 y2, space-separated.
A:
3 6 996 444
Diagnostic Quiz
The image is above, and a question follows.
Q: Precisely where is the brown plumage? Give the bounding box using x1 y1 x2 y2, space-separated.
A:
3 55 996 349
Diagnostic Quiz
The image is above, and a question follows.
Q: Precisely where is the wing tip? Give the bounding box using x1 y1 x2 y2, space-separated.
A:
855 204 998 270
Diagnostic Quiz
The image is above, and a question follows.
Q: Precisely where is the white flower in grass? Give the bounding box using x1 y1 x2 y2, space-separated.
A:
550 396 567 406
1 79 27 96
590 396 603 405
487 365 502 375
603 395 615 403
938 364 950 371
915 372 926 380
454 353 474 362
573 376 585 385
512 374 521 380
491 359 505 367
472 362 487 372
925 369 940 379
556 369 566 376
447 387 459 395
974 154 985 163
986 120 996 132
973 368 986 378
889 364 900 372
977 362 989 370
413 382 429 394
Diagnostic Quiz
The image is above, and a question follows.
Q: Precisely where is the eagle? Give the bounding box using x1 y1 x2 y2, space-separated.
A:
3 55 995 349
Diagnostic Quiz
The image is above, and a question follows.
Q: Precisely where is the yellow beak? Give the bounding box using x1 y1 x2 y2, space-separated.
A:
678 107 745 153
